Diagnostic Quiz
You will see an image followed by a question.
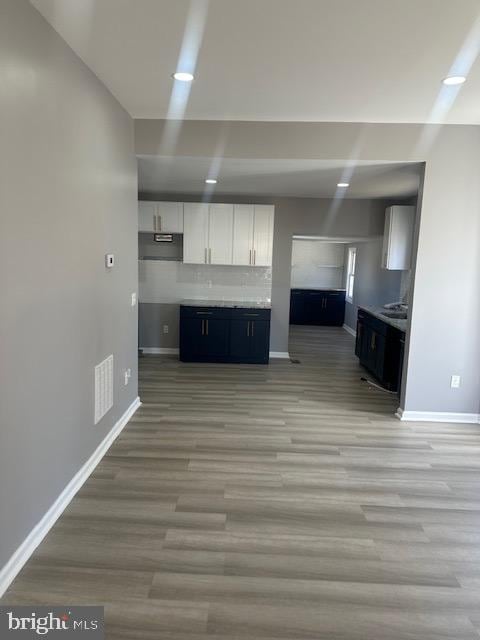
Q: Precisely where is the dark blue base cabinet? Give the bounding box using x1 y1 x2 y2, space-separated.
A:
355 309 405 392
290 289 346 326
180 306 271 364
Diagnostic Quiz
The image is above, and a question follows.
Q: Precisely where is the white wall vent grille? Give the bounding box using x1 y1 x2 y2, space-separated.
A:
94 355 113 425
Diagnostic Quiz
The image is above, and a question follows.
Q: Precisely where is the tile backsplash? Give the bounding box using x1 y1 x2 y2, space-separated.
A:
139 260 272 304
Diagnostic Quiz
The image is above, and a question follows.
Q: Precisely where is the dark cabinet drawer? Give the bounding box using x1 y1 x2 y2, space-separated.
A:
180 306 232 319
231 308 271 321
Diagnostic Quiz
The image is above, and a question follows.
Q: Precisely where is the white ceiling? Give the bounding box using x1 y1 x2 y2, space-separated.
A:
138 156 421 198
31 0 480 123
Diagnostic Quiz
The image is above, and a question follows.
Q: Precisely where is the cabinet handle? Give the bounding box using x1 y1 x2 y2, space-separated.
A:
209 248 212 264
201 319 204 336
158 215 161 231
253 249 256 265
206 319 209 336
251 321 254 336
196 311 212 315
153 214 156 231
247 321 250 337
371 333 376 350
249 249 252 265
204 248 207 264
244 313 259 316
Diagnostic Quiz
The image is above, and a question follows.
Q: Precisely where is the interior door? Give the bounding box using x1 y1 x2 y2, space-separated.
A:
208 204 234 265
183 203 209 264
232 204 254 265
253 205 274 266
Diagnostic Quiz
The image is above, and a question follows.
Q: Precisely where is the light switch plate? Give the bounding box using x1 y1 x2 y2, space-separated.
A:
131 292 137 307
451 375 461 389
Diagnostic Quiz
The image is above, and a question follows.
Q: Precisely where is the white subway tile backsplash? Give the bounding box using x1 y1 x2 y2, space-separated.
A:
139 261 272 304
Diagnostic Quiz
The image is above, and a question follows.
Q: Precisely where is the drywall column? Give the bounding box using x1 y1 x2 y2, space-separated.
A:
402 128 480 418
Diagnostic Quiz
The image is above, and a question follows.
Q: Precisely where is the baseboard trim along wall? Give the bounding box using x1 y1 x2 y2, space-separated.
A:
0 396 141 598
396 408 480 424
141 347 291 359
141 347 179 355
343 324 357 338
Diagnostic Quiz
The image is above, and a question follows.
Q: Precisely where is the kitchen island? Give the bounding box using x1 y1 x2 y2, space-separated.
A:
180 299 271 364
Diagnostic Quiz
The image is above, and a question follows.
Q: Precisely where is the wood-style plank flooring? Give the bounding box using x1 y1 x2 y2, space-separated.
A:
4 326 480 639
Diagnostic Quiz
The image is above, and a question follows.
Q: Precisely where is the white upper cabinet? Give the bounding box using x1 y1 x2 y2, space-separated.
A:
151 200 274 266
233 205 255 265
183 203 209 264
208 204 234 265
156 201 184 233
253 205 274 266
138 201 157 232
138 201 184 233
382 206 415 270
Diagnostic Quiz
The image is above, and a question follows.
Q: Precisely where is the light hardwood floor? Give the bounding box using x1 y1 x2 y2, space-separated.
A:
4 326 480 639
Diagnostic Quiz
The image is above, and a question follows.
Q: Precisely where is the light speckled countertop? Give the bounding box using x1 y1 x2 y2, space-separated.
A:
291 288 346 292
180 299 271 309
359 305 407 333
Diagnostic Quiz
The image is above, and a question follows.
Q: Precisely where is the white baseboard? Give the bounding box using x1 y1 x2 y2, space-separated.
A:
396 407 480 424
343 324 357 337
141 347 179 355
0 396 141 598
142 347 290 360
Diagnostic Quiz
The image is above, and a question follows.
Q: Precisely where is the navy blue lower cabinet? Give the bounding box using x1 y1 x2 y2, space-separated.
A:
356 309 403 392
180 306 271 364
290 289 346 326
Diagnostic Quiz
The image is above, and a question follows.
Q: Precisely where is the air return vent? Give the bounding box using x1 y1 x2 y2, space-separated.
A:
94 355 113 425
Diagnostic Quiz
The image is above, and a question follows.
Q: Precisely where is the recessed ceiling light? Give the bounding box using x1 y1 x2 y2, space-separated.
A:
172 71 194 82
337 182 349 188
442 75 466 86
205 179 217 184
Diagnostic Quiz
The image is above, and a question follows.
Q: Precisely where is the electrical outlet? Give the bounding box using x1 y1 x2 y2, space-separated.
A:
163 325 169 334
131 292 137 307
451 375 461 389
124 371 129 386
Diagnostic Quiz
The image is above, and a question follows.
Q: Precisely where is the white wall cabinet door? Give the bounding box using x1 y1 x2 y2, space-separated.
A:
156 201 184 233
382 206 415 270
138 201 156 232
183 203 209 264
232 205 254 265
253 205 274 266
208 204 234 265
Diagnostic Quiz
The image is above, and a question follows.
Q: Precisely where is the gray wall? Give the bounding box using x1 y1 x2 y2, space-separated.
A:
343 239 403 332
136 120 480 417
0 0 138 571
291 241 345 289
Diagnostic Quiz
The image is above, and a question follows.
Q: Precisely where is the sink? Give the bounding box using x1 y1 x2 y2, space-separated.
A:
381 310 407 320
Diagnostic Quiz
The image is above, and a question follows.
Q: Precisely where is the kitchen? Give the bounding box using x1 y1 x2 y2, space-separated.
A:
138 178 417 404
289 205 415 394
